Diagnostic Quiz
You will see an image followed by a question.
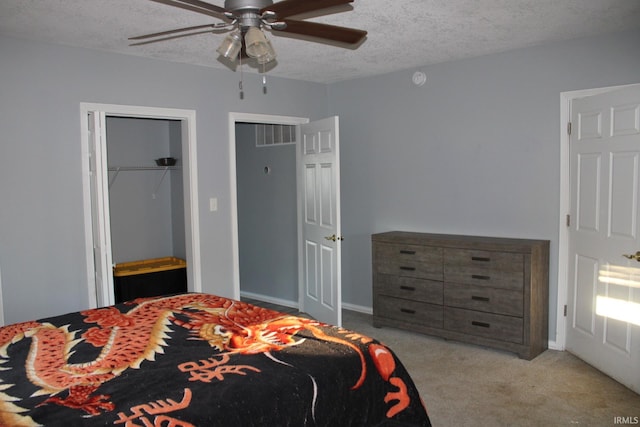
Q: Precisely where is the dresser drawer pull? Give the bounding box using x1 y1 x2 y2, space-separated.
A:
399 266 416 271
471 256 491 262
471 295 490 302
400 308 416 315
471 274 491 280
400 250 416 255
472 321 491 328
399 285 416 291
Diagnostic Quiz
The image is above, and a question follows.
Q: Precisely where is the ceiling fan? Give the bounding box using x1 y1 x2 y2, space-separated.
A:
129 0 368 66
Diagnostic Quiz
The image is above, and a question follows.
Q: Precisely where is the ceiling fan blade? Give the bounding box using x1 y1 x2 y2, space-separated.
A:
129 23 218 41
147 0 225 18
262 0 354 19
275 19 367 45
169 0 227 14
129 29 215 46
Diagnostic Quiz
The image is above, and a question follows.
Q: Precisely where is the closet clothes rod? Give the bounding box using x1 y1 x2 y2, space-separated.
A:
107 166 180 171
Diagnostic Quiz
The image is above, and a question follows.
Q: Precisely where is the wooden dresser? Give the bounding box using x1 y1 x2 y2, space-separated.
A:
372 231 549 359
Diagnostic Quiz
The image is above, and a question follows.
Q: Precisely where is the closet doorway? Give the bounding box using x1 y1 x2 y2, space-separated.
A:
81 103 202 308
233 115 307 309
106 116 186 301
230 113 344 325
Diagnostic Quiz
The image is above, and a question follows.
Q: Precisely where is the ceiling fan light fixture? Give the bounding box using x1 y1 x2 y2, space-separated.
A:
244 26 276 63
256 39 276 64
131 0 367 74
216 30 243 61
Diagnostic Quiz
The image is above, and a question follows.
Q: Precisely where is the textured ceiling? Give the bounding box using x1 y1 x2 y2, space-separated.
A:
1 0 640 83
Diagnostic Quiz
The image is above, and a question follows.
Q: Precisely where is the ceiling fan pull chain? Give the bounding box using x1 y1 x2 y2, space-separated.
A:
262 64 267 95
238 54 244 100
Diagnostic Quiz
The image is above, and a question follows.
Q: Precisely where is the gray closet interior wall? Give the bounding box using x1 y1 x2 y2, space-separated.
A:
106 116 185 265
236 122 298 303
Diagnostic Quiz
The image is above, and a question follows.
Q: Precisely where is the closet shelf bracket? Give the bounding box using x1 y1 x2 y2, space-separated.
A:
152 167 170 199
108 167 121 189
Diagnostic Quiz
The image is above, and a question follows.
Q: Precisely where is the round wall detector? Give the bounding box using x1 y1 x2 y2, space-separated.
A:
412 71 427 86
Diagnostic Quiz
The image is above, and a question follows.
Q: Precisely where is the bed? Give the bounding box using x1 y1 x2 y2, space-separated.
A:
0 293 431 426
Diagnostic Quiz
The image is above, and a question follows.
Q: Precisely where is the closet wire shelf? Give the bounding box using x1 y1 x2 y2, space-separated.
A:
108 166 181 198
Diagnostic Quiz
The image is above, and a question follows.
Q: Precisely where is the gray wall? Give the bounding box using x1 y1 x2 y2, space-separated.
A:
0 35 327 324
330 29 640 341
2 28 640 342
106 116 184 264
236 123 298 303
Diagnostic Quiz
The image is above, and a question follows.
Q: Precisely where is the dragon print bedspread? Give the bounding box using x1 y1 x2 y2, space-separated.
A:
0 293 431 426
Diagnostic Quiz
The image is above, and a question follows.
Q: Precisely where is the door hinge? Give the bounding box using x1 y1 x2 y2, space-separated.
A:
567 121 572 135
566 214 571 227
564 305 567 317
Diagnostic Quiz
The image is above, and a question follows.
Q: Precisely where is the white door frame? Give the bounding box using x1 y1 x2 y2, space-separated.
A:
557 83 640 350
228 113 309 301
0 266 4 326
81 103 202 308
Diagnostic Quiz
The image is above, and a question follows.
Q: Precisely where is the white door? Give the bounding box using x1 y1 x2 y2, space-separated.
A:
87 111 115 307
566 85 640 393
298 116 342 326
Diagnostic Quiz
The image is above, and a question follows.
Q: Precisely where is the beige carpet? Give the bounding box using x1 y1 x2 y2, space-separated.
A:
342 310 640 427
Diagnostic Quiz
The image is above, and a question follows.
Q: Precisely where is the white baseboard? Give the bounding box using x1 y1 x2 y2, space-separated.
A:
342 302 373 315
548 340 564 351
239 291 298 309
239 291 373 315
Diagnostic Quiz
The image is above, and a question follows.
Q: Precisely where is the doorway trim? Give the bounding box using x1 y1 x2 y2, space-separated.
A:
228 113 309 301
557 83 639 350
81 103 202 308
0 266 4 326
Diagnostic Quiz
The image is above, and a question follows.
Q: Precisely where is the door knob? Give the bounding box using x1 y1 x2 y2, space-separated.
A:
324 234 344 242
622 251 640 261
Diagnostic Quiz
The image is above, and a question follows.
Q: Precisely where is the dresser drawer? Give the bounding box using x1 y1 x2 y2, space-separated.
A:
444 307 523 344
444 249 523 290
374 295 443 327
375 243 443 281
375 274 443 305
444 283 523 316
444 249 523 271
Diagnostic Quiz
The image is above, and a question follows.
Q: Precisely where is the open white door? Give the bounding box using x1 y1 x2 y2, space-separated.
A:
566 85 640 393
298 116 342 326
87 111 115 307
